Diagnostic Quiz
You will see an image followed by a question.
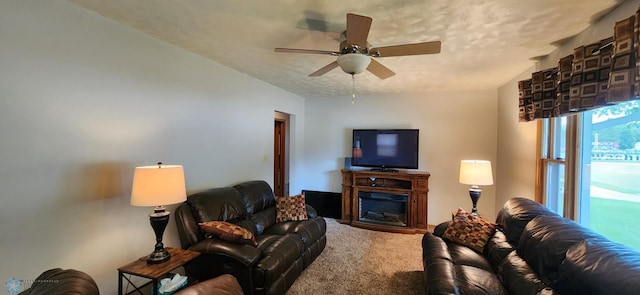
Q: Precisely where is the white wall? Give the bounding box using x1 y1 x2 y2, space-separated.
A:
304 91 498 224
495 0 640 211
496 68 538 209
0 1 304 294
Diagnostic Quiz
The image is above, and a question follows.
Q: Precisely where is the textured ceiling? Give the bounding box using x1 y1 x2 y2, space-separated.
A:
69 0 622 98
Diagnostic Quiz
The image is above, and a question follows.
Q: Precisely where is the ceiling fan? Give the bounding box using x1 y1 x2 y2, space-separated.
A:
275 13 441 79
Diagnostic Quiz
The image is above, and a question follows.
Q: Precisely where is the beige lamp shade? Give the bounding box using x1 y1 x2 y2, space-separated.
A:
130 164 187 206
459 160 494 186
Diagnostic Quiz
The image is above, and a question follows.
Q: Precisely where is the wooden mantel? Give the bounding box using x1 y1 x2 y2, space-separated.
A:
340 169 430 234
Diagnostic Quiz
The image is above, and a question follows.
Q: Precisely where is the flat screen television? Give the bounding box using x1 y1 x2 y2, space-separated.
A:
351 129 419 171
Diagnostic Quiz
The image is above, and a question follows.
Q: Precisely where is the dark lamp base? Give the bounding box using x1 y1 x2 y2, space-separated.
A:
468 186 482 217
147 207 171 264
146 248 171 264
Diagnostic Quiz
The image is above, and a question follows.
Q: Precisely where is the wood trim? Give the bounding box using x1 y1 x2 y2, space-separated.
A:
564 115 579 220
273 119 286 197
535 120 544 203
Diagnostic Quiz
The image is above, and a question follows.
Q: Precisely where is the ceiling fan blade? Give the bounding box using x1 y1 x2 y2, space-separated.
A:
367 59 395 79
274 48 338 55
371 41 441 57
346 13 372 48
309 61 339 77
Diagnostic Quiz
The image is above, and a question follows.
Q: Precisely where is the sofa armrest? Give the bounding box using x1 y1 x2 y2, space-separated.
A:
422 232 458 294
189 239 261 267
498 251 550 295
433 221 451 237
305 204 318 218
175 203 202 249
484 229 515 272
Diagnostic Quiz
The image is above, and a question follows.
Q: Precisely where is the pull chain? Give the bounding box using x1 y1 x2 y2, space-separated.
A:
351 74 356 104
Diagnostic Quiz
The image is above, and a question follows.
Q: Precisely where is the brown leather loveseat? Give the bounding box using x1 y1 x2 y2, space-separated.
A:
175 180 327 295
422 197 640 295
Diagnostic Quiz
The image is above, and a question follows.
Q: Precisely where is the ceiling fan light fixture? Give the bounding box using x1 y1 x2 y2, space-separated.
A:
337 54 371 75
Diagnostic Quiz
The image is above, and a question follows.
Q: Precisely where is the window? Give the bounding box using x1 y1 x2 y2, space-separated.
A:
539 101 640 251
539 117 567 215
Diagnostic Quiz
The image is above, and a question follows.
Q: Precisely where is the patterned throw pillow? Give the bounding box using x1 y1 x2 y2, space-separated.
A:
199 221 257 246
442 208 497 253
275 193 308 223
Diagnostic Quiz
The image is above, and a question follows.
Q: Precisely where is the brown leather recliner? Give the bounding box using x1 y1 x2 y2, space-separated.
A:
175 180 327 295
17 268 99 295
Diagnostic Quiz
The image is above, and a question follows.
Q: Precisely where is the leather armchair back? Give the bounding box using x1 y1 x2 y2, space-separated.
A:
187 187 247 222
175 187 248 249
234 180 277 235
234 180 276 215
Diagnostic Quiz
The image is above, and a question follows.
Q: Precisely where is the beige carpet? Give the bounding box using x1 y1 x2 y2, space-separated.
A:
286 218 425 295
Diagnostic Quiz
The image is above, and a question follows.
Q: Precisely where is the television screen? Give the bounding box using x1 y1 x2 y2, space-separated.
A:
351 129 419 170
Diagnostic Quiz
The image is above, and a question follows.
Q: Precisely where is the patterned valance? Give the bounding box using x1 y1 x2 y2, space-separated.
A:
519 7 640 122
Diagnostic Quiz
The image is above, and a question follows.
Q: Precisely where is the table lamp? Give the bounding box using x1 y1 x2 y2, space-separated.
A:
131 162 187 264
459 160 493 217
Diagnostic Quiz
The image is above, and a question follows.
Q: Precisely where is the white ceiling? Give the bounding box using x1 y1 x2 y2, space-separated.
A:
69 0 623 98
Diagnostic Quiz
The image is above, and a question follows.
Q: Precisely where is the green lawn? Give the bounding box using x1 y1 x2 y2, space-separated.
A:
591 162 640 194
589 161 640 251
589 197 640 251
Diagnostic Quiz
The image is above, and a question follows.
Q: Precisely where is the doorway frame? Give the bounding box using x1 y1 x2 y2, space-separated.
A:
274 111 291 197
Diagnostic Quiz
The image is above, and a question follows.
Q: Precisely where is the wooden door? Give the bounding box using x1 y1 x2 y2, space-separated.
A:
274 119 286 197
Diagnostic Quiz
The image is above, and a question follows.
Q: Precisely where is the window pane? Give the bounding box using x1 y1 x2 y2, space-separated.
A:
541 119 550 158
579 101 640 251
553 117 567 160
545 161 564 215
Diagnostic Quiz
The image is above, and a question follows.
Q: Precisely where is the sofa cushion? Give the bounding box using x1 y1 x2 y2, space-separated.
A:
517 214 607 285
199 221 257 246
447 240 495 271
275 194 308 222
553 239 640 295
249 207 277 235
443 208 496 253
266 217 321 242
423 232 507 295
186 187 247 223
498 251 549 295
484 229 515 272
495 197 558 246
455 265 509 295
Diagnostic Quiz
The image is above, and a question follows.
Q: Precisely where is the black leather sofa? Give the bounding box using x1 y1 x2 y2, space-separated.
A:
422 197 640 295
175 180 327 295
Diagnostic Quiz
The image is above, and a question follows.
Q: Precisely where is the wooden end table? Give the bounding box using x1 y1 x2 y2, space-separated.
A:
117 247 200 295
